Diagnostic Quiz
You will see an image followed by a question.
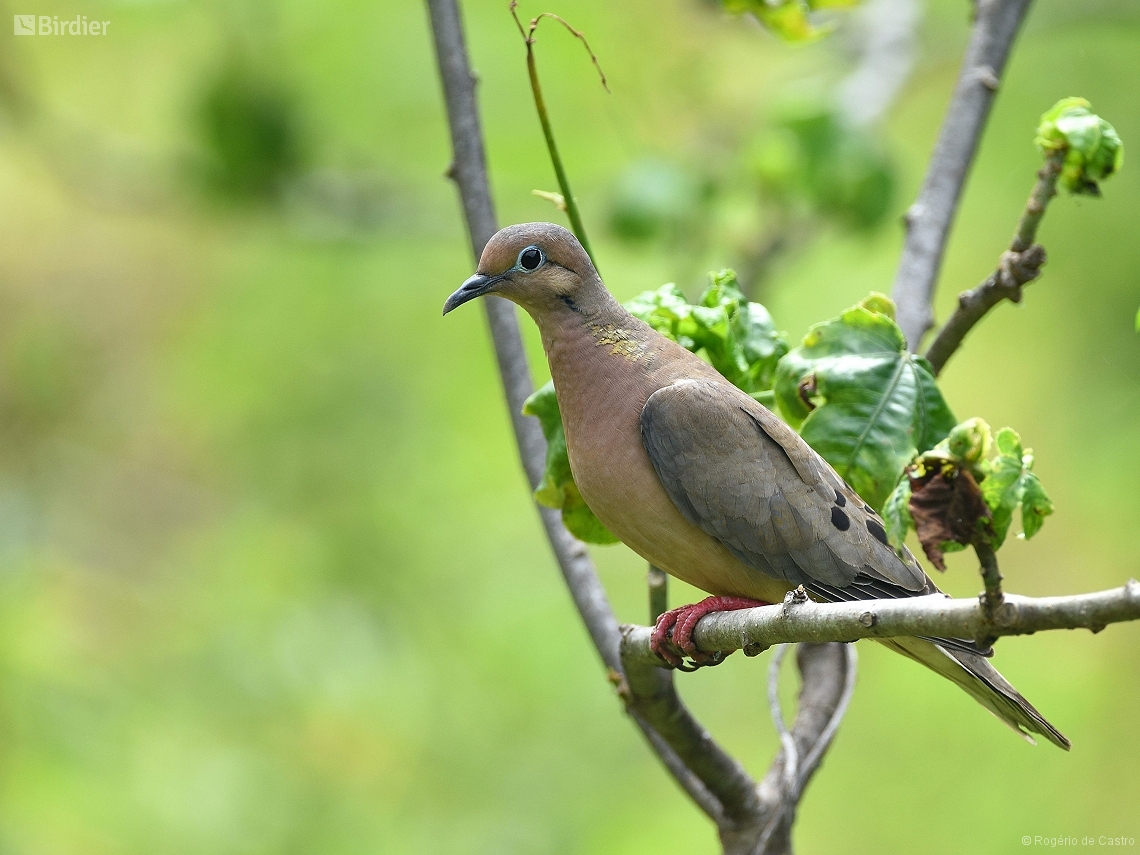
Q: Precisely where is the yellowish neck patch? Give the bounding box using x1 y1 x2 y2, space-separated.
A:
588 322 645 360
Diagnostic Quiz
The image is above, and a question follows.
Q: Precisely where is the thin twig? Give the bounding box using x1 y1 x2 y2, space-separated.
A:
795 643 858 791
891 0 1034 351
509 0 607 264
924 148 1064 374
767 646 798 793
974 539 1004 615
748 646 799 855
621 581 1140 666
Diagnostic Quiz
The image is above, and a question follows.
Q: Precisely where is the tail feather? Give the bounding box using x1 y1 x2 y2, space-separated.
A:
881 636 1070 750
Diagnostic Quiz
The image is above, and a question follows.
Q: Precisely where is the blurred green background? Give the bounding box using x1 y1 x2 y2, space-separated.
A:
0 0 1138 852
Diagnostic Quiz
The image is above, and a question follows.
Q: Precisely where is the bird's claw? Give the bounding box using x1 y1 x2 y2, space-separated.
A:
649 596 770 670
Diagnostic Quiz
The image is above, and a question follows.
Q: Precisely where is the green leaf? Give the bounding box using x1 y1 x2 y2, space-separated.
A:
773 294 957 510
1036 97 1124 195
889 419 1055 554
607 159 705 242
522 381 619 545
1019 474 1054 540
722 0 823 42
749 103 894 230
976 427 1054 547
627 270 788 394
882 476 913 550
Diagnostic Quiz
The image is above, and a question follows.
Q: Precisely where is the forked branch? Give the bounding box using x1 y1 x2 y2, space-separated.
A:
924 148 1064 374
891 0 1034 350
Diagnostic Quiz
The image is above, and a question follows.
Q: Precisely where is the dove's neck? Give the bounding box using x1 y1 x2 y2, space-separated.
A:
533 285 655 394
529 280 715 452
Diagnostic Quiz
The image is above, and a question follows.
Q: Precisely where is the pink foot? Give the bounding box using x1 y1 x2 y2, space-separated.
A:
650 596 769 669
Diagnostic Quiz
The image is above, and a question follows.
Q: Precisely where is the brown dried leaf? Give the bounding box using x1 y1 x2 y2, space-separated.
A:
907 464 991 571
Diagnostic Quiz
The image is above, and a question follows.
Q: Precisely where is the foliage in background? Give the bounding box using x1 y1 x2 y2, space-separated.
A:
607 159 711 244
198 54 305 198
605 106 896 294
721 0 858 42
750 103 894 231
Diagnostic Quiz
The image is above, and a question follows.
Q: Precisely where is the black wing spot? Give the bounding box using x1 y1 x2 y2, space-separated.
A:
866 518 888 545
834 489 846 507
831 506 850 531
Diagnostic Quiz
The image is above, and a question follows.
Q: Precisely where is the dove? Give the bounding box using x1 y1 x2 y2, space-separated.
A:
444 222 1068 749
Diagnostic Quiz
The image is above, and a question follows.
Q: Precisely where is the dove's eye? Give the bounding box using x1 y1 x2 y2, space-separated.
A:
517 246 544 271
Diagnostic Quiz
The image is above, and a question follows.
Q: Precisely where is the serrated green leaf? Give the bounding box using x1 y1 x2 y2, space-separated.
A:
882 476 913 549
560 482 621 545
773 294 957 510
979 451 1023 546
944 416 991 465
627 270 788 394
994 426 1023 459
1019 473 1053 539
976 428 1053 547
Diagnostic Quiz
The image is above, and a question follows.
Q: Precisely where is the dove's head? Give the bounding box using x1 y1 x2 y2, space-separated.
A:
443 222 606 318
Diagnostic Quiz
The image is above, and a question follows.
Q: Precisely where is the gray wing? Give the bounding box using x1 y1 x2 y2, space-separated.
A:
640 378 930 596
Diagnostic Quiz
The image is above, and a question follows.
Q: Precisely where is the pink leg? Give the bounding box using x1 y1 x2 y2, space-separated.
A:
650 596 769 668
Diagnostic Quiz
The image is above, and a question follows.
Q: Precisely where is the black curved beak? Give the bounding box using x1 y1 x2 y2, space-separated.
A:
443 272 503 315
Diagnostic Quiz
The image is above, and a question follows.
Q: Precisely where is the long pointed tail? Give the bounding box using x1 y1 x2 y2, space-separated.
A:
880 636 1070 750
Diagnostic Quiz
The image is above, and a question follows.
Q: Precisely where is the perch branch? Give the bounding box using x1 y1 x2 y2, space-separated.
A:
924 149 1064 374
622 582 1140 667
891 0 1034 350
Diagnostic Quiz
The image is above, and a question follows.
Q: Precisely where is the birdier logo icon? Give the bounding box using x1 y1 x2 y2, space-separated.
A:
13 14 35 34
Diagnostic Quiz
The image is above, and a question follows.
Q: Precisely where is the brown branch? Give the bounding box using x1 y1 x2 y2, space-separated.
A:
891 0 1034 351
923 149 1064 374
